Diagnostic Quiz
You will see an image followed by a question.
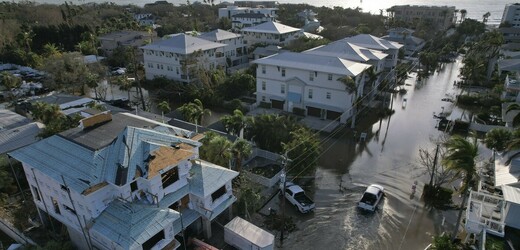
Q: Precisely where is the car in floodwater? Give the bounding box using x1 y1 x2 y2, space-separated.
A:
358 184 384 212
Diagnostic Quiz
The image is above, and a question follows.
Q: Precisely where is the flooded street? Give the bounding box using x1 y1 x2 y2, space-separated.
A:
283 58 468 249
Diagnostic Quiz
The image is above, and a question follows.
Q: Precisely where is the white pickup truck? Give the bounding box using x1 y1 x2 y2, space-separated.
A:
281 182 315 213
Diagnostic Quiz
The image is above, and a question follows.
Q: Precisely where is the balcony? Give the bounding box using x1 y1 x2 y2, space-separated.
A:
465 191 506 237
505 75 520 91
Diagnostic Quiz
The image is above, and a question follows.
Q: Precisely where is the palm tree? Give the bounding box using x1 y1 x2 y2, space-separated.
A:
460 9 467 22
442 135 479 241
483 12 491 24
230 139 252 172
339 75 360 128
178 99 211 126
42 43 61 58
114 76 133 101
221 109 246 137
157 101 171 123
460 54 486 87
484 128 512 152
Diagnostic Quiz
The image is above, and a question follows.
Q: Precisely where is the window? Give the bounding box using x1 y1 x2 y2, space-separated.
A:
308 89 313 99
328 74 333 81
32 186 41 201
262 81 266 91
161 167 179 188
262 96 266 102
309 72 314 81
262 65 266 74
130 181 138 192
326 92 331 99
281 68 286 77
52 197 60 214
176 68 179 74
281 84 285 94
211 186 227 202
156 64 160 69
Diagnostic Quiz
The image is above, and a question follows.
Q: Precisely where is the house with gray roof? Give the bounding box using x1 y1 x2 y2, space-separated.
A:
0 109 43 154
231 12 275 30
141 34 227 83
253 52 371 124
381 28 425 56
241 21 303 47
340 34 403 71
198 29 249 72
9 112 238 250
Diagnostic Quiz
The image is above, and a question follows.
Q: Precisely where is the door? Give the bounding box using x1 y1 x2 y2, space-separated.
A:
326 110 342 120
306 106 321 117
271 100 284 110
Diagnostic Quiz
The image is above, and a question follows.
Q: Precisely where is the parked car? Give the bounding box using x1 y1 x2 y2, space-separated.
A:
358 184 384 212
111 67 126 75
281 182 315 213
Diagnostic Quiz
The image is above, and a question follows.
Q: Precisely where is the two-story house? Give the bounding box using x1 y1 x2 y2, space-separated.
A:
99 31 153 58
9 112 239 250
254 52 371 123
198 29 249 71
241 21 303 48
303 40 388 100
381 28 425 56
218 5 278 20
141 34 227 83
339 34 403 71
231 13 276 30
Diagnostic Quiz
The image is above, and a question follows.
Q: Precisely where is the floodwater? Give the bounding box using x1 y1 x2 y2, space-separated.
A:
282 58 470 250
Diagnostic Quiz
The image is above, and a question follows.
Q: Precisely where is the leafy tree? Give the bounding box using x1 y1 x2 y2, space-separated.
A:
429 234 459 250
30 102 81 138
230 139 252 172
219 72 255 99
484 128 513 152
218 17 231 30
284 127 321 178
41 43 61 58
338 75 360 128
199 131 232 167
442 135 479 240
114 75 133 101
244 114 300 153
220 109 246 136
40 52 90 94
235 175 262 220
0 71 22 101
459 54 486 86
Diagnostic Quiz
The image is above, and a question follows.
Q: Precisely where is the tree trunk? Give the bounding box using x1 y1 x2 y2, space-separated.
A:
451 190 469 241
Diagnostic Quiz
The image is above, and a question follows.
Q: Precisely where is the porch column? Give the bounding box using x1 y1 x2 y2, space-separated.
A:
228 206 233 220
202 218 212 239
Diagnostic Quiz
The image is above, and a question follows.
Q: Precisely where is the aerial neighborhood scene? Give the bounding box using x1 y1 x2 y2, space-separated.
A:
1 0 520 249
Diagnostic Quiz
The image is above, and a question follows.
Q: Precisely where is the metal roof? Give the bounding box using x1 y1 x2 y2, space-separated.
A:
304 41 388 62
189 160 238 197
340 34 403 51
30 94 87 106
253 52 372 76
0 122 44 154
242 21 301 34
224 217 274 248
494 151 520 187
198 29 242 42
502 185 520 204
11 115 201 193
141 34 226 55
0 109 31 131
90 199 179 249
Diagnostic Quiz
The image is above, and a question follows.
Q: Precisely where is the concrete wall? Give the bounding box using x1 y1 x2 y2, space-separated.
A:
505 202 520 229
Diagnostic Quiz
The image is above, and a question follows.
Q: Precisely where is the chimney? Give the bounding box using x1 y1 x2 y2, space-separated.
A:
79 111 113 130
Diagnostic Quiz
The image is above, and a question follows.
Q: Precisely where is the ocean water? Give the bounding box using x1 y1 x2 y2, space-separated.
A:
32 0 510 25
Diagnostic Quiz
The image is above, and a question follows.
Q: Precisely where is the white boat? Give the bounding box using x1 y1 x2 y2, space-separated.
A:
358 184 385 212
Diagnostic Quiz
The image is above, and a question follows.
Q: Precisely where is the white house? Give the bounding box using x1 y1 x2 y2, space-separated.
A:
231 12 276 30
381 28 425 56
253 52 371 123
141 34 227 83
501 3 520 28
340 34 403 71
9 112 239 250
241 21 303 47
218 5 278 20
304 41 388 98
198 29 249 71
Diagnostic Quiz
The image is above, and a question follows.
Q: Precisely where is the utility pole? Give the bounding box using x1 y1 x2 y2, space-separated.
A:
429 144 440 187
279 152 288 246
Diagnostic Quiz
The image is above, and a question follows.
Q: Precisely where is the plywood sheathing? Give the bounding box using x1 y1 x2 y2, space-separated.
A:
147 144 194 179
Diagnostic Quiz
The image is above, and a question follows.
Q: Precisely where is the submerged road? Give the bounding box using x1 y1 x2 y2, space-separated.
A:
282 58 469 249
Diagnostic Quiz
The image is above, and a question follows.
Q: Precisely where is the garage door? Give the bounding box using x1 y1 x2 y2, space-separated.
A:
326 110 342 120
306 106 321 117
272 100 284 110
